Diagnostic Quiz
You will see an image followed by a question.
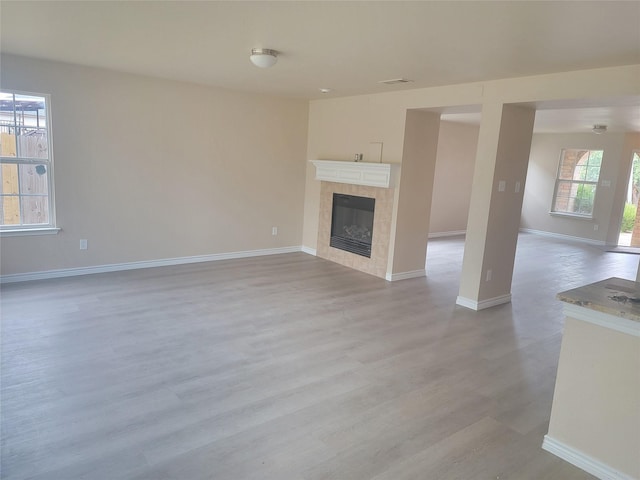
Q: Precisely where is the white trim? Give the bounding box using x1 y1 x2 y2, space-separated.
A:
385 269 426 281
456 293 512 311
549 211 595 221
310 160 400 188
428 230 466 239
520 228 605 246
1 89 58 232
0 246 301 284
562 303 640 337
542 435 635 480
301 246 317 256
0 227 61 237
456 296 479 310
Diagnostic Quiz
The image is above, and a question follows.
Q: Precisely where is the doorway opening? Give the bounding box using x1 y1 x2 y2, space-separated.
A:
618 151 640 246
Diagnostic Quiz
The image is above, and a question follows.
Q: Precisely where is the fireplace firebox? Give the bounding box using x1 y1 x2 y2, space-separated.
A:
330 193 375 258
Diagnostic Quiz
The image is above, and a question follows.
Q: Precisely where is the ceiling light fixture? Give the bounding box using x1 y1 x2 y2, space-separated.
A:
379 78 413 85
319 88 332 94
592 124 607 134
250 48 278 68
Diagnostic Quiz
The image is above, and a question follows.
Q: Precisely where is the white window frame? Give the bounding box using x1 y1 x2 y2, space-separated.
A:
550 148 603 220
0 89 58 236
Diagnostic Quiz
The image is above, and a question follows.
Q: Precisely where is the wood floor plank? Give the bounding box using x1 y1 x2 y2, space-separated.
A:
2 233 632 479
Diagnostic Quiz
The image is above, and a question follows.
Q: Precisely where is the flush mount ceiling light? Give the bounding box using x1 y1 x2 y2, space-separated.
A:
250 48 278 68
319 88 332 94
378 78 414 85
592 124 607 134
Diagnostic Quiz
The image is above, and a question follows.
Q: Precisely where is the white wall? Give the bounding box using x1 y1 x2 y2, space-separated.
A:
521 132 637 243
0 54 309 276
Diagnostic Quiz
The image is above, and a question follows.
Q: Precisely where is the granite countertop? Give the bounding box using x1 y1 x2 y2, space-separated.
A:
557 277 640 323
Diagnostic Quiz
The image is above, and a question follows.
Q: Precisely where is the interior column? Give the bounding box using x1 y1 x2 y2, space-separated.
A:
457 103 535 310
387 109 441 280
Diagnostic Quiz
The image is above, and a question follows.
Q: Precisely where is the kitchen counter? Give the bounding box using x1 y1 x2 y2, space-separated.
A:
543 277 640 479
557 276 640 324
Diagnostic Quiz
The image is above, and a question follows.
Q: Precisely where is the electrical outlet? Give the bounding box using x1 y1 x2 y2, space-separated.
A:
594 224 599 231
272 227 278 236
515 181 521 193
498 181 506 192
486 269 492 282
80 239 88 250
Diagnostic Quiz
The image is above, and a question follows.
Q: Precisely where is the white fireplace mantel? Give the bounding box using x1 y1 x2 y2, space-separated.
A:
310 160 400 188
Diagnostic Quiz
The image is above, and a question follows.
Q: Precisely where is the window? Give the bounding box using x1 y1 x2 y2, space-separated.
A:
552 149 603 217
0 90 56 232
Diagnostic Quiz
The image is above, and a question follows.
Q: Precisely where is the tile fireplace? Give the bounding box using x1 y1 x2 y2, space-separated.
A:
317 181 394 279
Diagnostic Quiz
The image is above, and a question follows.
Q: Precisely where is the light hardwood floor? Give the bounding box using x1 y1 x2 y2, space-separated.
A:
1 233 637 480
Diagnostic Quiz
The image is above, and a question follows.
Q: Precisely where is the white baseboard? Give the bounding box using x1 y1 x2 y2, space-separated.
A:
301 246 317 256
520 228 605 246
455 296 478 310
1 246 302 284
428 230 466 239
542 435 635 480
456 293 512 311
385 269 426 282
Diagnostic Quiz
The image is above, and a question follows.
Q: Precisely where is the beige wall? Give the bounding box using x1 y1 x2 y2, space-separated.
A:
0 54 309 276
302 95 411 251
430 121 479 234
301 83 485 252
5 56 638 281
459 104 535 303
302 65 640 257
521 132 640 244
390 110 440 274
547 316 640 478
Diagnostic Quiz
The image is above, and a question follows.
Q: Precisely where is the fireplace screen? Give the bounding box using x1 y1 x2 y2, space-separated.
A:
330 193 375 258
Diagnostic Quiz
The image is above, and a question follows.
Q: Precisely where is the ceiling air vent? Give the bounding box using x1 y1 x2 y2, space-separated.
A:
379 78 414 85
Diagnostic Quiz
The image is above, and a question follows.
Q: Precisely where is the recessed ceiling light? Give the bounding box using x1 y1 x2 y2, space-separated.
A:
379 78 414 85
319 88 332 94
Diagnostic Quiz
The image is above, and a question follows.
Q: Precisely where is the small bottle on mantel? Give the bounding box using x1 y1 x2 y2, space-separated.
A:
354 153 363 162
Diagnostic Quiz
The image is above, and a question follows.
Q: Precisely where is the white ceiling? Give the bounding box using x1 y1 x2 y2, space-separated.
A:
1 1 639 132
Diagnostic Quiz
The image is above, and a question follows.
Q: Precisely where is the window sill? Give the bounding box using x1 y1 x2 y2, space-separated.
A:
0 227 61 237
549 212 594 221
